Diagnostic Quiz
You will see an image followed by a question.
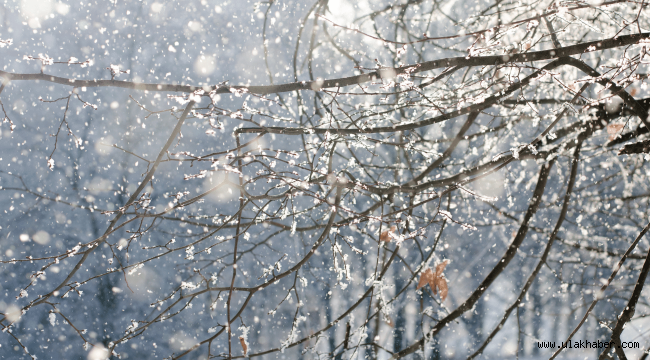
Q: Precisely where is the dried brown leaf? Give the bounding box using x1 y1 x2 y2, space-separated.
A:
436 278 449 301
435 259 450 277
418 260 450 302
607 124 625 134
379 225 397 242
239 337 248 355
607 124 625 141
417 268 434 290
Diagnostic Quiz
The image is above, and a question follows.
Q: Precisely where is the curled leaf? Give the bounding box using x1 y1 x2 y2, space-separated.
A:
435 259 450 277
417 268 434 290
239 336 248 355
607 124 625 141
435 276 448 300
417 259 451 301
380 225 397 242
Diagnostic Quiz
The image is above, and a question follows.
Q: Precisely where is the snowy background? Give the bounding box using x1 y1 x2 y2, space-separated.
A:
1 0 650 359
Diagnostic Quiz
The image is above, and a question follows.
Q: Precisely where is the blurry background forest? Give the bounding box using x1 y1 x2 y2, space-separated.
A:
1 0 650 359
